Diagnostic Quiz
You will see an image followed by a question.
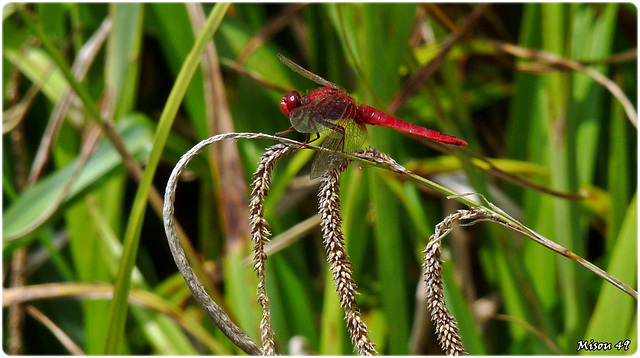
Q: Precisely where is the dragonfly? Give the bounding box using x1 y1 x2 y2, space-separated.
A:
276 54 467 179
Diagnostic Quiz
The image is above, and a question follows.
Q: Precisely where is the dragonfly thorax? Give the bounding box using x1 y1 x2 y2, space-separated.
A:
280 91 301 116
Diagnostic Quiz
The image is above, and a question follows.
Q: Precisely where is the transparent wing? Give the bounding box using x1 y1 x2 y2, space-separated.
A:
288 107 331 134
288 92 352 134
310 118 367 179
277 53 345 91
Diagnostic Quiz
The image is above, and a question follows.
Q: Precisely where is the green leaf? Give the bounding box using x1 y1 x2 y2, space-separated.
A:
2 115 153 242
583 194 637 355
106 3 143 119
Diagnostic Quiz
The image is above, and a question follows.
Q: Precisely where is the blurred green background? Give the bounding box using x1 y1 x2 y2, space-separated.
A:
2 3 637 355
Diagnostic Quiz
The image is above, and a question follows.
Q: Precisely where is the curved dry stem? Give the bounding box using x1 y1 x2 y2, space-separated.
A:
424 198 636 355
4 282 230 354
460 193 638 300
28 17 112 185
250 143 295 355
488 39 638 128
318 159 377 356
27 305 85 355
163 133 266 355
221 58 292 93
423 209 492 355
3 69 51 135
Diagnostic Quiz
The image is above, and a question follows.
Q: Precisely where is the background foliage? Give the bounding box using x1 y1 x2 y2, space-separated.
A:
3 3 637 355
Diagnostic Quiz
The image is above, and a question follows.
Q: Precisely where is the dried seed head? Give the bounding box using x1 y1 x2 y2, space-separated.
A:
423 209 493 355
250 143 294 355
318 165 377 355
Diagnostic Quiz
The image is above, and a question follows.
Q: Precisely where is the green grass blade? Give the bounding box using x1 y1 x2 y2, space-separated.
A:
3 47 69 104
608 82 633 242
319 274 349 354
147 3 207 138
583 194 637 354
442 258 487 354
106 3 143 119
542 3 585 347
2 116 152 242
570 4 618 185
271 255 320 349
103 4 230 354
222 249 260 352
19 9 105 127
369 171 410 354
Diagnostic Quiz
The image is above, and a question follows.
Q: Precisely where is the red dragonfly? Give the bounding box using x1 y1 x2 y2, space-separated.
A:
276 54 467 179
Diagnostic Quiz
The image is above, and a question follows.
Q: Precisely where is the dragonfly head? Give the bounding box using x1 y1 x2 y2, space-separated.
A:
280 91 301 116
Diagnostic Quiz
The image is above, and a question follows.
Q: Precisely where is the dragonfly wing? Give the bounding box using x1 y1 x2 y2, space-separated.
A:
341 119 367 152
277 53 345 91
289 106 329 134
310 127 347 179
309 118 367 179
288 92 353 134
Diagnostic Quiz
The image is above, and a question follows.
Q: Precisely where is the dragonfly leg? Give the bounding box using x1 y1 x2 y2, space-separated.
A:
277 126 321 152
308 132 321 144
276 126 295 136
293 132 320 153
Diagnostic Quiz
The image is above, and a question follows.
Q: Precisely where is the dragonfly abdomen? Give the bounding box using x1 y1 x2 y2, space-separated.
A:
357 105 468 146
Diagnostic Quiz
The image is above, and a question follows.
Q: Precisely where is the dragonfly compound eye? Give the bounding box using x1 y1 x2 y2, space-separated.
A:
280 91 301 116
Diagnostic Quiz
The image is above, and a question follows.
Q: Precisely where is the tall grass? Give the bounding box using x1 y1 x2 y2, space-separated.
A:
3 3 636 355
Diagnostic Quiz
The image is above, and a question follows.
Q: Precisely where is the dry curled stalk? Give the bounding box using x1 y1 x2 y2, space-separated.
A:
164 133 264 355
423 208 497 355
249 143 294 355
318 158 377 356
